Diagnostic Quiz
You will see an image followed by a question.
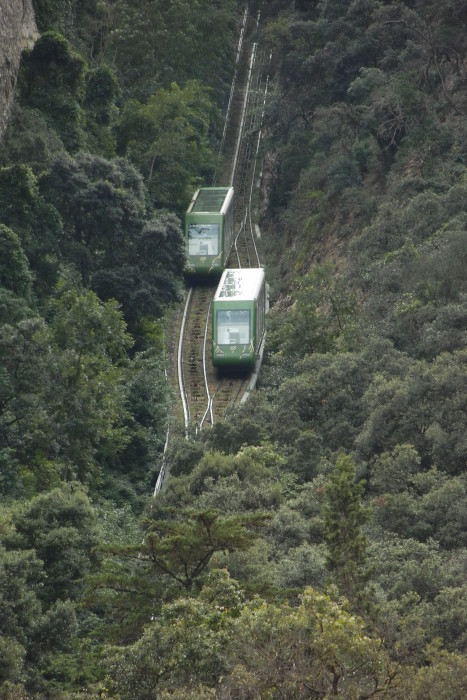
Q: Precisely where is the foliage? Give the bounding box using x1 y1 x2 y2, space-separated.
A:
324 454 371 605
0 226 32 298
372 467 467 549
138 508 267 591
107 577 395 700
18 32 87 152
267 263 357 358
0 499 84 693
0 287 133 493
0 165 62 297
83 65 120 156
106 570 241 699
32 0 81 34
116 80 218 212
85 507 268 643
39 153 185 332
1 0 467 695
84 0 238 102
356 350 467 474
223 586 394 699
117 347 169 487
6 484 100 604
0 103 65 174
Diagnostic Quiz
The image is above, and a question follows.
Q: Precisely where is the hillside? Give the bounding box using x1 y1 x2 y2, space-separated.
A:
0 1 466 698
0 0 38 138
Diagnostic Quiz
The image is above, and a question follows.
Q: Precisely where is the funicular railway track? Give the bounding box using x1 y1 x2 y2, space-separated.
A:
229 43 269 270
154 6 269 494
201 40 270 427
160 2 269 471
177 5 269 434
181 284 216 429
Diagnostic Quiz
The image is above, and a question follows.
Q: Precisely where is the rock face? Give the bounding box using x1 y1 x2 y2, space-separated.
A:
0 0 38 140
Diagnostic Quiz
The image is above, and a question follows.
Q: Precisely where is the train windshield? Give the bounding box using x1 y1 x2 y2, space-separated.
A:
188 223 219 256
216 310 250 345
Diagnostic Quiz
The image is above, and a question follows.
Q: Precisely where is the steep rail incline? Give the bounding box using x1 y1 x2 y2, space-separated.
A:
179 7 268 430
155 6 270 493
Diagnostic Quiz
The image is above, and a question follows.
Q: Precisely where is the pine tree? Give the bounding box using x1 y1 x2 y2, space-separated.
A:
323 454 371 606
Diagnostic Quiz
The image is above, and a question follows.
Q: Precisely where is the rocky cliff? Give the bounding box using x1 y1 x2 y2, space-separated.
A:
0 0 38 140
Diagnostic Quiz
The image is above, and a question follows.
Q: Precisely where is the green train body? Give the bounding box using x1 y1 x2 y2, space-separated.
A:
212 268 266 368
185 186 235 277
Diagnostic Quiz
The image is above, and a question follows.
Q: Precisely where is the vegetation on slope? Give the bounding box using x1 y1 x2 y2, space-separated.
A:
0 0 466 698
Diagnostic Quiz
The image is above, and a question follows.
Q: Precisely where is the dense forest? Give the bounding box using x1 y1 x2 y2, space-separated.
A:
0 0 466 698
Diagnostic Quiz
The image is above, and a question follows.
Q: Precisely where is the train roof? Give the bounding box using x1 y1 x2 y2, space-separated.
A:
214 268 265 302
187 187 234 214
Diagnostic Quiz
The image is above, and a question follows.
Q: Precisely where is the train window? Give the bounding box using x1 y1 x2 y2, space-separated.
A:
188 223 219 256
216 310 250 345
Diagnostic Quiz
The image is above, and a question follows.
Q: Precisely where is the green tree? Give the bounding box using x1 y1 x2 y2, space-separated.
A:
40 154 185 332
273 542 327 590
116 80 217 212
86 509 268 643
108 578 396 700
0 546 43 648
0 226 32 298
372 468 467 549
0 102 65 172
0 165 62 296
93 0 237 101
0 545 42 687
45 287 132 481
370 443 421 495
107 569 241 699
0 287 132 492
324 454 371 604
369 535 446 603
83 65 120 157
429 585 467 652
356 351 467 474
141 509 268 592
0 527 78 693
40 152 146 279
0 317 57 495
188 445 286 514
396 642 467 700
268 263 357 358
91 211 186 333
18 32 87 152
224 587 395 699
32 0 81 33
8 484 100 604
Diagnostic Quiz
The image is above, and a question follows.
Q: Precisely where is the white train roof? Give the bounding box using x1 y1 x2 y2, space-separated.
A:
214 268 265 302
187 187 234 214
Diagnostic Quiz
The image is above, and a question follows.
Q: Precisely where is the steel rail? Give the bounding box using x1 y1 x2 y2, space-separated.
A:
153 422 170 496
211 372 249 423
247 52 271 268
177 287 192 435
200 297 214 430
155 5 262 498
231 44 267 269
230 41 257 185
214 5 249 184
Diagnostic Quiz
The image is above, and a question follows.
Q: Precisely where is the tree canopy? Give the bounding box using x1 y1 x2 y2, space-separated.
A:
1 0 466 696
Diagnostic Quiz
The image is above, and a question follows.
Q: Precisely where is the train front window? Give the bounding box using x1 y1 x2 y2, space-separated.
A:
216 310 250 345
188 223 219 256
